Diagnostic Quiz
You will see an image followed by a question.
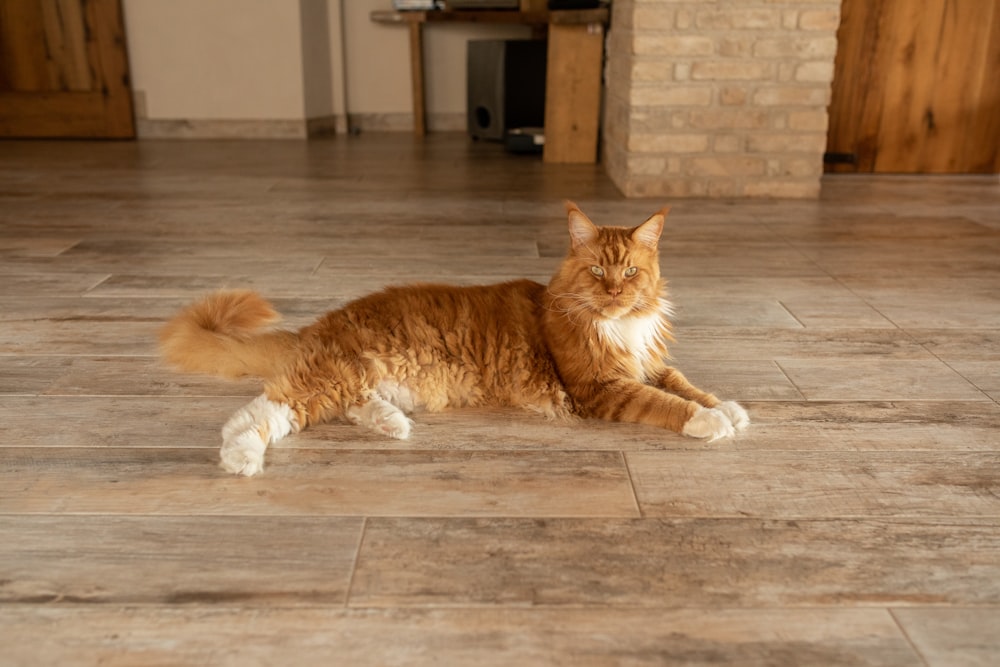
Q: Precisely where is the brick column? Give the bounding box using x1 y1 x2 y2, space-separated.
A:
603 0 841 198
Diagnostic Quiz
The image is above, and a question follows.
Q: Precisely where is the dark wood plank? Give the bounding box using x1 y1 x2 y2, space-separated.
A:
0 448 639 518
350 517 1000 607
0 516 362 605
628 451 1000 518
0 606 921 666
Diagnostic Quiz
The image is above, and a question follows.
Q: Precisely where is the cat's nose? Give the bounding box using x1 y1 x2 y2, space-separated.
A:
607 286 622 296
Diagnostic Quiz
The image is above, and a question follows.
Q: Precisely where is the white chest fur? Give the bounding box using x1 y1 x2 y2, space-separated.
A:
594 307 671 378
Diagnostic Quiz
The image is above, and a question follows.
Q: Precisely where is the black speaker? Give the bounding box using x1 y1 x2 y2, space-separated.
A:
467 39 547 141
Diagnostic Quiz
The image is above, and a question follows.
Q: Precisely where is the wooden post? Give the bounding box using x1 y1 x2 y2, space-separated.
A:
408 21 426 137
543 21 604 164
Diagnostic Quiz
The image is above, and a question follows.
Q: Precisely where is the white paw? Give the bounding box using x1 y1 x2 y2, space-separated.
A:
219 394 297 477
716 400 750 431
682 406 735 442
347 398 414 440
220 429 266 476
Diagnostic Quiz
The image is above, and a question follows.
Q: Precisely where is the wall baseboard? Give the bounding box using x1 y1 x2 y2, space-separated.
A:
136 115 348 139
347 113 466 133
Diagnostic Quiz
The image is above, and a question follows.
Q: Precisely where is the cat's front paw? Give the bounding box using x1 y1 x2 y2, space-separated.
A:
220 430 266 477
682 406 735 442
716 400 750 431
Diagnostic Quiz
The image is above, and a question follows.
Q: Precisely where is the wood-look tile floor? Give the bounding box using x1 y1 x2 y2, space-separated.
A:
1 135 998 666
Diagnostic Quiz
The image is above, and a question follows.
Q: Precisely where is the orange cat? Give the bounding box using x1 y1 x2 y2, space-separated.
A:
160 202 749 476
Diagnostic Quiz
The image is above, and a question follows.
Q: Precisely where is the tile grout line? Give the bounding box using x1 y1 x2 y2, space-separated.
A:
776 300 807 329
343 516 369 608
770 360 808 401
619 451 644 518
309 256 327 277
902 333 998 406
887 608 933 667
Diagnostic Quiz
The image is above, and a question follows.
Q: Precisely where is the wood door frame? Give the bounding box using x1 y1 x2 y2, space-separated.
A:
826 0 1000 174
0 0 134 138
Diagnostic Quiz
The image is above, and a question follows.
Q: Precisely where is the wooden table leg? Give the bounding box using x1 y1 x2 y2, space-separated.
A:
408 21 426 137
543 21 604 164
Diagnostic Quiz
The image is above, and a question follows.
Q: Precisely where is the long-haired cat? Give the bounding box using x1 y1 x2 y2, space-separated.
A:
160 202 749 476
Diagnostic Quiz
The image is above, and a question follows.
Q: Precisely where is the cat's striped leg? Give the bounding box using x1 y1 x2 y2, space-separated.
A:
655 366 750 432
346 396 413 439
219 393 298 476
584 379 737 442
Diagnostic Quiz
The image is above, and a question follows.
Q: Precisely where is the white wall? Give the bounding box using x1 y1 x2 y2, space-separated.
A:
124 0 533 128
124 0 308 120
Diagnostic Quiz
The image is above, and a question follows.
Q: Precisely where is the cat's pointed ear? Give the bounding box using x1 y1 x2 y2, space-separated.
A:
631 207 669 249
565 200 599 250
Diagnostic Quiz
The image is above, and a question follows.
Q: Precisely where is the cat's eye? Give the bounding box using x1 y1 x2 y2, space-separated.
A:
590 266 605 277
624 266 639 277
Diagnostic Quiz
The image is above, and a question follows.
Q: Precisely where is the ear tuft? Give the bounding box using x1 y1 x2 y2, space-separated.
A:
632 207 668 249
566 201 599 250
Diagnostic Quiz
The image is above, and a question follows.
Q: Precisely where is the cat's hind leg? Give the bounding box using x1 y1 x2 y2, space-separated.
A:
220 393 298 476
346 396 413 440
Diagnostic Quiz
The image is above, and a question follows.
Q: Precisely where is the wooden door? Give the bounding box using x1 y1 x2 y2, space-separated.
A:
826 0 1000 173
0 0 134 138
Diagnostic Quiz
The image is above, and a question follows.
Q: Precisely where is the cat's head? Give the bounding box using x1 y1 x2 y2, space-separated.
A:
552 201 668 321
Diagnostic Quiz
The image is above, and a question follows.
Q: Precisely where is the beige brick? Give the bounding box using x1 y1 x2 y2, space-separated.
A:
770 157 823 178
707 180 740 198
753 86 830 106
689 156 767 177
629 178 709 198
627 155 667 176
674 63 691 81
696 8 780 30
777 63 796 82
628 133 710 153
782 9 799 29
633 7 674 30
788 109 829 131
799 8 841 31
691 61 771 81
630 85 713 107
719 87 748 106
687 109 770 130
747 133 828 153
632 61 674 82
675 9 693 29
713 135 742 153
795 61 835 82
753 36 838 59
719 37 753 57
635 35 715 56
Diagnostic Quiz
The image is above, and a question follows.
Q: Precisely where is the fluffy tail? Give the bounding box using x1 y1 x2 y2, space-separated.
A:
159 290 298 380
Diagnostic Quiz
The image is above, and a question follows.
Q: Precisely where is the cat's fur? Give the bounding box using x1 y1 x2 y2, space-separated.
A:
160 202 749 476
